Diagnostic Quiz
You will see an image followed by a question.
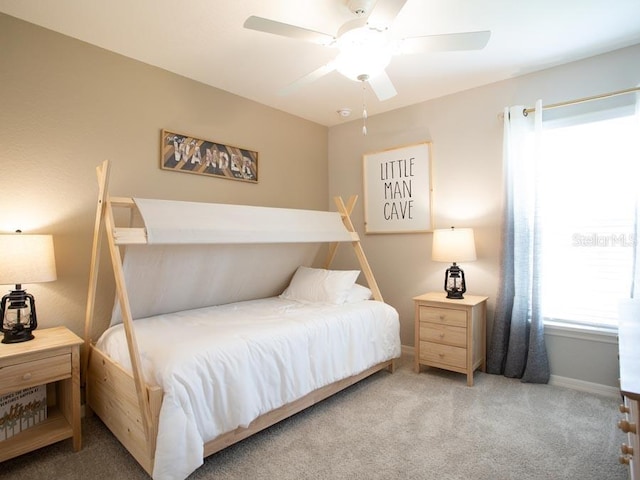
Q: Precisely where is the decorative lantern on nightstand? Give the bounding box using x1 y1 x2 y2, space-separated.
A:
0 231 57 343
432 227 477 299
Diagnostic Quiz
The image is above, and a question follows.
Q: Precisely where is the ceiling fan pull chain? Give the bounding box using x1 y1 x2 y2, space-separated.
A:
359 74 369 136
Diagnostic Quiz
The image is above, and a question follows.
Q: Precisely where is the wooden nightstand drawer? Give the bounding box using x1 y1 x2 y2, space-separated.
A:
420 323 466 348
420 341 466 369
418 306 466 327
0 354 71 394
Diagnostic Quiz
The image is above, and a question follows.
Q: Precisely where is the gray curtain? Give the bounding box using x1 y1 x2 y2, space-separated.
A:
487 102 550 383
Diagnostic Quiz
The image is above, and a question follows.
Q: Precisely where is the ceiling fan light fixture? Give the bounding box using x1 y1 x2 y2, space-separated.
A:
334 26 392 81
243 2 492 105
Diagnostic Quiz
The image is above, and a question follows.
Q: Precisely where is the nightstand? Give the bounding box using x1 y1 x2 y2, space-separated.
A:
413 292 488 386
0 326 83 462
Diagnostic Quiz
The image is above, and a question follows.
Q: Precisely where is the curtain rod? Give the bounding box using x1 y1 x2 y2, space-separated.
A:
523 86 640 115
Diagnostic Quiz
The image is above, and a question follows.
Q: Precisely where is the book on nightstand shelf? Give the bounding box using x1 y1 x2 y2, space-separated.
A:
0 385 47 441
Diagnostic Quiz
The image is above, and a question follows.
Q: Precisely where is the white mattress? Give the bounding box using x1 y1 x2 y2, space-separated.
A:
96 297 401 480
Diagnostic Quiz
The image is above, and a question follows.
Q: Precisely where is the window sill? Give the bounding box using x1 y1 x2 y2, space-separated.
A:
543 320 618 344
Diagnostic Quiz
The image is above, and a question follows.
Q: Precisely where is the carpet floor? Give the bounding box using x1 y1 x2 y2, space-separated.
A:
2 355 629 479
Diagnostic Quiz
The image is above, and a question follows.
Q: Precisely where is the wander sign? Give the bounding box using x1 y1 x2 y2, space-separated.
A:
363 142 433 233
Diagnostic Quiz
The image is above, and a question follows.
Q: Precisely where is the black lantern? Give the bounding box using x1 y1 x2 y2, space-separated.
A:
432 227 477 300
443 262 467 299
0 232 56 344
1 286 38 343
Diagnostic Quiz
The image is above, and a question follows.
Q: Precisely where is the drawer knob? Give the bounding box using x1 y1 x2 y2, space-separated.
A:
621 443 634 455
620 404 630 414
22 372 33 381
619 455 630 465
618 420 637 434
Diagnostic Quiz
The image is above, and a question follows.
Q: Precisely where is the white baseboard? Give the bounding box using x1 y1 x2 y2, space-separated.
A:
549 374 620 398
401 344 620 398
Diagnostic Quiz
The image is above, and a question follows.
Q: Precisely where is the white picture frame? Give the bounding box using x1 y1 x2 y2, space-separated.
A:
363 142 433 234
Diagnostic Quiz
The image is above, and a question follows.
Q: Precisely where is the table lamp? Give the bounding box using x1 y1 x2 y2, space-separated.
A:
0 231 57 343
432 227 476 299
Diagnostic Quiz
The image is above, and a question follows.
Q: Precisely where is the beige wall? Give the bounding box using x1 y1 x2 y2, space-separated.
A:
0 14 328 338
328 43 640 388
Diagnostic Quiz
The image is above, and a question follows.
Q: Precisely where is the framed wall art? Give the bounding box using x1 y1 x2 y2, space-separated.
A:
362 142 433 234
160 129 258 183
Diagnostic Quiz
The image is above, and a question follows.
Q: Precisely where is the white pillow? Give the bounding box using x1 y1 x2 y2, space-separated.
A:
345 283 373 303
280 266 360 304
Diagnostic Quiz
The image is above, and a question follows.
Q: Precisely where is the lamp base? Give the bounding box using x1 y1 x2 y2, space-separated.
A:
2 329 35 344
445 290 465 300
443 263 466 300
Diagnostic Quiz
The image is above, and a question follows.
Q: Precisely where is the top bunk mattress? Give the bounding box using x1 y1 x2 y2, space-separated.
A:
95 296 400 480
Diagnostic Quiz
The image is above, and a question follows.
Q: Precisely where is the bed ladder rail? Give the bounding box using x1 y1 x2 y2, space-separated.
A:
83 160 155 443
327 196 383 302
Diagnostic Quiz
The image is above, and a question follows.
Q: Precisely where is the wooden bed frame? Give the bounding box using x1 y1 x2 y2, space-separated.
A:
83 160 396 476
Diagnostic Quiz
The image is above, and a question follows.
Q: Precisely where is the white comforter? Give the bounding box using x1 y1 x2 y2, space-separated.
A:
96 297 401 480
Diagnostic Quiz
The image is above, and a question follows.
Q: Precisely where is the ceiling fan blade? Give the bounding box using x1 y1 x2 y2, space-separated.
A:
366 0 408 30
367 70 397 101
399 30 491 54
278 62 337 96
243 16 334 45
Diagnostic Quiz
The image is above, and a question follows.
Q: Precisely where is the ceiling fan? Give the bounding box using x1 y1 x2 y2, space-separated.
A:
243 0 491 101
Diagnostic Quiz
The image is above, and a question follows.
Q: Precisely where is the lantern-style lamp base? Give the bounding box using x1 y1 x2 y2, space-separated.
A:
446 290 465 300
2 325 35 343
1 286 38 344
444 263 467 300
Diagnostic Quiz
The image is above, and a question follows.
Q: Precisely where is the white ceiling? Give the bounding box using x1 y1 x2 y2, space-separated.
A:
2 0 640 127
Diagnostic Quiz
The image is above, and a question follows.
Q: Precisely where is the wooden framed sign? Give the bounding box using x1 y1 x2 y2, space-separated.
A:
363 142 433 234
160 129 258 183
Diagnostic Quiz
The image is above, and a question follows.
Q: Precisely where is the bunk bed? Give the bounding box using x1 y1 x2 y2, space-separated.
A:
83 160 401 479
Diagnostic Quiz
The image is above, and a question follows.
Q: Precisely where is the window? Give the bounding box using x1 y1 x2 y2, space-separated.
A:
539 102 639 330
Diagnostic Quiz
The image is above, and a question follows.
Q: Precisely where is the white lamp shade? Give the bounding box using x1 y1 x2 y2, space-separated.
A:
0 234 57 285
432 227 477 263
